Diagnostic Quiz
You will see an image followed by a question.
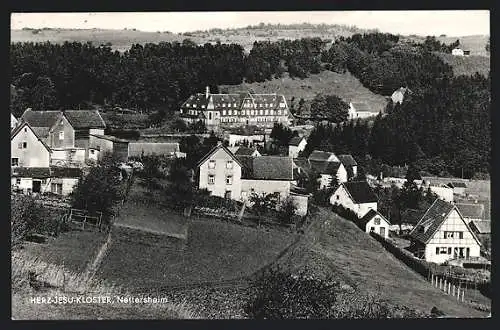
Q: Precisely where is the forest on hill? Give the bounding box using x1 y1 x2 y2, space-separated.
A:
10 32 490 177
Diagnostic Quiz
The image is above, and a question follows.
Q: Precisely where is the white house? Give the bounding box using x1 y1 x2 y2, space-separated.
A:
348 102 379 120
288 136 307 158
447 182 467 196
11 167 81 195
360 209 391 239
330 181 378 218
409 198 481 264
309 160 348 188
11 122 51 168
308 150 339 162
337 154 358 180
228 127 266 147
391 87 411 105
197 143 243 200
452 48 464 56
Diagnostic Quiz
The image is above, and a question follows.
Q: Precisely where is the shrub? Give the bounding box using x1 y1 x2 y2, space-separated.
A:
244 266 339 319
277 197 297 225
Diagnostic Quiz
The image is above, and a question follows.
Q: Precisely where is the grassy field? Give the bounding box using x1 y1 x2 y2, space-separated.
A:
402 35 490 58
114 178 188 238
98 218 295 291
19 231 107 273
275 207 488 317
437 53 490 77
11 25 372 53
220 70 389 115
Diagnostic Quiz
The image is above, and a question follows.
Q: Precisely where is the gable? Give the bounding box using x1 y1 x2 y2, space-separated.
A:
428 209 481 246
197 144 243 169
11 123 51 152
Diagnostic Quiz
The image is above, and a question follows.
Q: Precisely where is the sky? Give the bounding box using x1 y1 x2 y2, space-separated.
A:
11 11 490 36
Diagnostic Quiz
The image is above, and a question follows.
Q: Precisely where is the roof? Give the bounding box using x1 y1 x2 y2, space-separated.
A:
21 109 60 129
128 142 180 157
196 143 243 169
401 209 426 225
360 209 391 226
337 154 357 167
32 127 51 139
11 122 51 152
232 146 259 156
289 136 305 146
309 150 336 162
309 160 341 175
409 198 480 245
250 156 294 181
469 220 490 234
341 181 378 204
236 155 255 178
63 110 106 129
181 91 287 112
456 203 484 219
350 102 373 112
90 134 129 143
12 167 51 178
12 167 82 178
448 181 467 188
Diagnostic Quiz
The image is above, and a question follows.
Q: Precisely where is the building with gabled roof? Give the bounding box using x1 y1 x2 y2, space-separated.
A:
360 209 391 239
20 109 61 142
179 86 290 130
308 150 339 162
197 143 304 209
337 154 358 179
391 87 412 105
288 136 307 158
348 102 379 120
408 198 481 263
329 181 378 218
11 122 51 168
229 146 261 157
11 166 82 196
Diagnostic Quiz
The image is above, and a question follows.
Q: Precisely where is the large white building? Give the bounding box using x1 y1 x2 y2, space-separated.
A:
409 198 481 264
179 87 290 130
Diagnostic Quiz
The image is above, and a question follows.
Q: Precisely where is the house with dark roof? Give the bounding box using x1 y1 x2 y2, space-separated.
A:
179 86 290 130
360 209 391 239
88 134 129 163
337 154 358 179
329 181 378 218
288 136 307 158
408 198 481 263
294 153 348 189
468 220 490 237
20 109 61 143
348 102 379 120
197 143 306 212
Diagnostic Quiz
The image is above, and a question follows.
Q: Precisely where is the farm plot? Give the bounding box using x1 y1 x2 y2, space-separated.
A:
97 218 295 291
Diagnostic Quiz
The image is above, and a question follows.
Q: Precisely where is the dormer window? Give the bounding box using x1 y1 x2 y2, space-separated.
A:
222 104 226 107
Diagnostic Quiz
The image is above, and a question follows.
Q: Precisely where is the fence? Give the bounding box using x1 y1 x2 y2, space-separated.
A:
370 232 491 311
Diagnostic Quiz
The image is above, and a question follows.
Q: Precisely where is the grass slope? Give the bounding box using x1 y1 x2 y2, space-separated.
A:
98 219 295 291
220 70 389 115
19 231 107 273
275 207 487 317
437 53 490 77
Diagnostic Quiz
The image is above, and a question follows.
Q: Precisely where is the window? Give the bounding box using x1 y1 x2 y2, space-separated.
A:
90 150 95 155
241 191 248 199
436 247 440 255
223 110 226 116
370 227 375 232
59 131 64 140
208 160 216 169
22 142 27 149
284 110 287 115
16 178 21 185
186 104 190 107
225 190 231 199
374 217 380 225
444 231 454 239
234 103 237 107
259 110 263 115
228 110 232 116
222 103 226 107
11 158 19 167
201 105 205 109
193 104 197 108
270 103 274 107
241 110 245 115
336 195 339 200
208 175 215 185
18 142 22 149
278 110 282 115
24 127 27 132
459 232 464 239
226 176 233 185
440 247 448 254
226 160 233 169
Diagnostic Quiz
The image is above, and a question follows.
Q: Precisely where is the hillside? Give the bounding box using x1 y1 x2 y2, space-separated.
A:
437 53 490 77
220 70 389 115
276 208 488 317
11 24 374 53
402 34 490 57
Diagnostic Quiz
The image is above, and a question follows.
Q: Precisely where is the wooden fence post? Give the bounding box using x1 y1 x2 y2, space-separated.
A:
448 281 451 294
452 284 456 296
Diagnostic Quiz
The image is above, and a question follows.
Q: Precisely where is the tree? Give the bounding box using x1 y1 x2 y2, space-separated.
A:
70 152 123 221
309 94 349 122
270 123 295 147
277 197 297 225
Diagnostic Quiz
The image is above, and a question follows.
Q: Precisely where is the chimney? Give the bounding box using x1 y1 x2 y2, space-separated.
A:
205 86 210 98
